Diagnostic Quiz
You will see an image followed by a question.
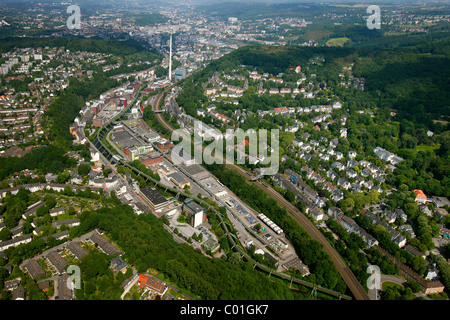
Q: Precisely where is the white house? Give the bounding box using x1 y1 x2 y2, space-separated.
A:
332 101 343 109
49 207 65 217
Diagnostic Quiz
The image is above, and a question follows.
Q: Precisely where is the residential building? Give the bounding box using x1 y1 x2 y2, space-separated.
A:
57 274 74 300
110 256 127 273
0 234 32 252
373 147 403 166
308 206 324 221
12 287 26 300
137 274 167 295
89 230 122 256
53 218 80 229
46 251 68 275
429 196 450 208
413 189 427 204
66 241 88 260
49 207 65 217
22 259 46 279
435 208 448 220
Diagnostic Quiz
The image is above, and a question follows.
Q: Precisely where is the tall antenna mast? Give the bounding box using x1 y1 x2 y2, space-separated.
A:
168 32 172 82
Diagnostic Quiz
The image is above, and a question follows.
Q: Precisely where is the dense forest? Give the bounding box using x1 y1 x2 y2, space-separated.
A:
70 204 313 300
353 33 450 125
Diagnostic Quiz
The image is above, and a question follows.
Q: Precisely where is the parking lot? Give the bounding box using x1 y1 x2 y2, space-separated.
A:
168 209 217 245
221 192 297 264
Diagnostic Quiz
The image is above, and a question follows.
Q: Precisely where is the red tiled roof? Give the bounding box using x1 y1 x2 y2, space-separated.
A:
137 274 165 294
413 189 427 199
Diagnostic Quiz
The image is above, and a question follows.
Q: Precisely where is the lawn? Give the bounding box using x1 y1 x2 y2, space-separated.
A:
382 281 403 291
415 144 440 153
54 212 77 222
326 37 350 47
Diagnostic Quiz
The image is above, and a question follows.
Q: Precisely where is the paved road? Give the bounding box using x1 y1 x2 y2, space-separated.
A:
153 90 369 300
121 274 139 300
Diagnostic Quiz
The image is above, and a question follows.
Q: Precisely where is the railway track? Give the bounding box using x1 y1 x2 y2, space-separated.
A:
119 160 352 300
152 89 369 301
89 83 352 300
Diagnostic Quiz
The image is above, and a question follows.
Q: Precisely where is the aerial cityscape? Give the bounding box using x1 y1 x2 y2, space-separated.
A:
0 0 449 313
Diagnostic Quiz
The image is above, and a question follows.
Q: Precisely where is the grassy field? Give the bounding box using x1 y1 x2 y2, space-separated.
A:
382 281 404 291
415 144 440 153
326 37 350 47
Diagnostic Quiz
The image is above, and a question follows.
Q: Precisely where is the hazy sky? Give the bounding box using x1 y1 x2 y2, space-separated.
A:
0 0 431 3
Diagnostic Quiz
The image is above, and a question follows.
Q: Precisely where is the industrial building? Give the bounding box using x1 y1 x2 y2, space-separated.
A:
203 238 220 253
166 172 190 189
140 187 171 212
257 213 283 235
182 163 210 181
173 68 187 81
140 151 162 167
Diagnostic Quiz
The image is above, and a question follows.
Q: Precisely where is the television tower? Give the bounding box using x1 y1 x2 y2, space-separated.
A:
168 33 172 82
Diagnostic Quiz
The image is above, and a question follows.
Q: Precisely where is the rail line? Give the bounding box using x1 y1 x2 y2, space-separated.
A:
120 160 352 301
90 83 352 300
152 88 369 300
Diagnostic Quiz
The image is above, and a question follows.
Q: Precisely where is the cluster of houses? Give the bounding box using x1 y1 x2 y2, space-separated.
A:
253 102 343 121
328 207 379 247
274 169 326 221
338 63 366 90
2 229 126 300
360 209 407 248
203 71 247 99
0 197 81 252
373 147 404 167
279 175 448 295
287 131 387 198
0 170 127 257
0 46 120 149
412 191 450 222
197 104 231 124
202 65 332 107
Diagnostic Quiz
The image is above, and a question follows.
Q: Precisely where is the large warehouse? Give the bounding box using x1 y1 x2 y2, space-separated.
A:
182 163 210 181
139 187 171 212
